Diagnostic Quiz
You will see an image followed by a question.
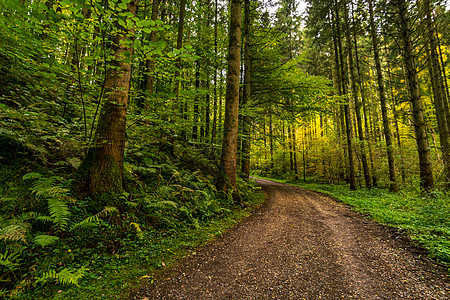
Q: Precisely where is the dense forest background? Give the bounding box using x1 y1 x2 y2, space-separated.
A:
0 0 449 298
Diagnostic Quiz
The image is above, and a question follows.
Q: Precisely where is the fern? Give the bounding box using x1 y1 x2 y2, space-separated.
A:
34 235 59 247
47 198 70 230
35 267 88 286
22 172 42 180
0 250 21 273
30 176 61 199
0 225 28 243
71 206 118 231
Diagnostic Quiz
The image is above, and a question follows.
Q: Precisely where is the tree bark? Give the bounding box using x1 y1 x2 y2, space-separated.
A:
368 0 398 192
219 0 242 197
241 0 251 179
173 0 187 114
143 0 160 109
423 0 450 187
335 0 356 190
345 2 372 189
393 0 434 190
77 0 138 198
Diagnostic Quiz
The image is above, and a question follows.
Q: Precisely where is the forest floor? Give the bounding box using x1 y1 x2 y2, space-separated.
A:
129 178 450 299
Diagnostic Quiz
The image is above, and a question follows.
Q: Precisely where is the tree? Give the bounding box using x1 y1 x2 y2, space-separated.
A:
391 0 434 190
241 0 252 179
218 0 242 198
77 0 139 198
368 0 398 192
344 0 372 189
422 0 450 188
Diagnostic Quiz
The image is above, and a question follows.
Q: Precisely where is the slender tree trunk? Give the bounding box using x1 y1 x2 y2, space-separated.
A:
346 2 372 189
212 0 219 144
144 0 160 109
335 0 356 190
193 61 200 140
394 0 434 190
385 40 406 184
173 0 187 113
241 0 251 178
269 109 274 169
77 0 138 198
368 0 398 192
292 125 299 180
288 126 293 171
219 0 242 198
423 0 450 187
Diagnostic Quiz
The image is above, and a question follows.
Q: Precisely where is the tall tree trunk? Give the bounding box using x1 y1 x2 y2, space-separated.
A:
269 109 274 169
368 0 398 192
423 0 450 187
193 61 200 140
335 0 356 190
345 2 372 189
212 0 219 144
241 0 251 178
173 0 187 114
218 0 241 197
292 125 299 180
385 40 406 184
393 0 434 190
77 0 138 198
144 0 160 109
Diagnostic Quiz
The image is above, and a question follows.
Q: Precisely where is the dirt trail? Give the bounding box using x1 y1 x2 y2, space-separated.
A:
130 179 449 299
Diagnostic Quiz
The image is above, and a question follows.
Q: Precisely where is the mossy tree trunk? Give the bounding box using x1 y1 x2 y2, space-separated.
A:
77 0 138 199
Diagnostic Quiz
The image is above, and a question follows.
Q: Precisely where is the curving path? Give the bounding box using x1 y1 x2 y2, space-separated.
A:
130 179 449 299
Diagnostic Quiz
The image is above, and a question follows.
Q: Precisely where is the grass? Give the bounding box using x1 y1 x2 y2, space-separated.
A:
255 175 450 270
37 191 266 300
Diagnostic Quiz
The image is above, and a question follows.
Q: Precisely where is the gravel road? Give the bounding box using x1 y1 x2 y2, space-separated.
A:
130 178 449 299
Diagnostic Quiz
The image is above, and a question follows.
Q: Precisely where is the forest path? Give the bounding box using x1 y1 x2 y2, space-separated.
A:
130 179 449 299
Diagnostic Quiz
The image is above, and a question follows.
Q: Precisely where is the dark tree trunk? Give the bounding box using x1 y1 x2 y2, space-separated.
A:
368 0 398 192
345 2 372 189
212 0 218 144
173 0 187 112
241 0 251 179
393 0 434 190
335 0 356 190
423 0 450 187
144 0 160 109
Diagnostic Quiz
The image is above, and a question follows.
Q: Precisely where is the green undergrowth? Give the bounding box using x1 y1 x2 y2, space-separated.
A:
256 176 450 270
1 163 264 299
50 192 264 300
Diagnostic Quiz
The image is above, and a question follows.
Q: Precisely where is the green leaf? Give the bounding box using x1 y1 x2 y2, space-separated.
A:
118 2 128 9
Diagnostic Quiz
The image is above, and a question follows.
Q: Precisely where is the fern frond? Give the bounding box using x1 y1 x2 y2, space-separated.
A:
0 250 21 272
34 235 59 247
31 176 59 198
0 225 27 243
47 199 70 230
71 206 118 231
36 267 88 286
155 185 174 199
22 172 42 180
36 215 54 224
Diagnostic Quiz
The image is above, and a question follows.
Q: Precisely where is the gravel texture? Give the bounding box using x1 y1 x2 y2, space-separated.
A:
129 178 450 299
